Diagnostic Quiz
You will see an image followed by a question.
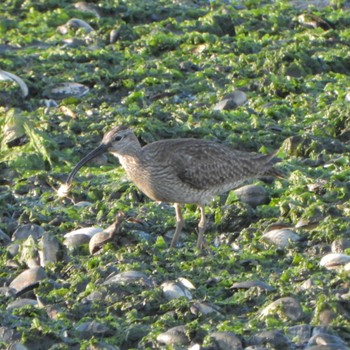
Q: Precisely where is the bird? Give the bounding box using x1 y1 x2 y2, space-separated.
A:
65 125 281 250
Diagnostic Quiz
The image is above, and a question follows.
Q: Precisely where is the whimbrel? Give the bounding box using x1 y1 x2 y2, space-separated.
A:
65 126 280 250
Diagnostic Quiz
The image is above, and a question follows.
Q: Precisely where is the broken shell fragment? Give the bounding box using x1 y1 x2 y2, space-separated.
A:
57 183 72 199
0 69 28 97
44 82 89 99
161 281 193 300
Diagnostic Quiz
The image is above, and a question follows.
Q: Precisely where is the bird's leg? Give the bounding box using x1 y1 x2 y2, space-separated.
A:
170 203 183 248
196 205 207 250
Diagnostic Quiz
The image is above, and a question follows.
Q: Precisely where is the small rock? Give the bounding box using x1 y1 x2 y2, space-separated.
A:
299 278 315 291
161 281 193 300
190 301 223 318
248 330 292 349
209 331 243 350
286 324 312 346
12 224 44 241
259 297 304 321
308 332 348 348
231 280 273 291
213 91 247 111
331 238 350 253
0 326 21 343
262 229 300 248
39 232 60 266
75 320 110 336
156 325 189 346
234 185 269 208
103 271 154 288
7 298 38 311
9 266 47 294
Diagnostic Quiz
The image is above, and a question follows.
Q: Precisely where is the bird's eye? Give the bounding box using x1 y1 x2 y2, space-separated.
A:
114 135 123 142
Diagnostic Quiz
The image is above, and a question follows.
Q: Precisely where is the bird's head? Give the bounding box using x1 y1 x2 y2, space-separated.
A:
65 125 139 185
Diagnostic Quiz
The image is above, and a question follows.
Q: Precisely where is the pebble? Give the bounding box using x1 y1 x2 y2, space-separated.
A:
190 301 223 318
156 325 189 346
248 330 292 349
259 297 304 321
38 232 60 266
9 267 47 294
286 324 312 346
213 90 247 111
161 280 193 300
231 280 273 291
331 238 350 253
75 320 110 337
262 228 300 248
103 271 154 288
12 224 44 241
209 331 243 350
234 185 269 208
7 298 38 311
89 231 113 254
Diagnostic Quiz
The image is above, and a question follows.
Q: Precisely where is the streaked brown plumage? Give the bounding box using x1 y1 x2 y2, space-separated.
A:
66 125 280 250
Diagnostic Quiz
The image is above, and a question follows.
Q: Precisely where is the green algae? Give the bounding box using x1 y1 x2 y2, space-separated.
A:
1 0 350 348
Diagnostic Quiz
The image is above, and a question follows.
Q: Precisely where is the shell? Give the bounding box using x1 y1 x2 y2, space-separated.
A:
9 267 47 294
0 69 28 97
103 271 154 288
89 231 113 254
64 227 103 239
259 297 304 321
161 281 192 300
320 253 350 270
231 280 273 291
44 82 89 99
262 228 300 248
7 298 38 311
190 301 223 318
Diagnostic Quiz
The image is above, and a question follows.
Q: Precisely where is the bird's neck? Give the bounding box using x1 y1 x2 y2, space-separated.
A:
110 142 142 163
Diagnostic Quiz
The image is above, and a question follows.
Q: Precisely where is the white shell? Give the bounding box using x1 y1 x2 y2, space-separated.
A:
64 227 103 238
161 281 192 300
262 229 300 248
320 253 350 270
0 69 28 97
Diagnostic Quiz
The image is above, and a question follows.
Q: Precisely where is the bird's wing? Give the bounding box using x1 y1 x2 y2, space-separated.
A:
145 139 258 190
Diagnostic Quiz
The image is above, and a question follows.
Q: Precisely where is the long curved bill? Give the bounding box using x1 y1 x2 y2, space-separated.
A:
66 143 108 184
